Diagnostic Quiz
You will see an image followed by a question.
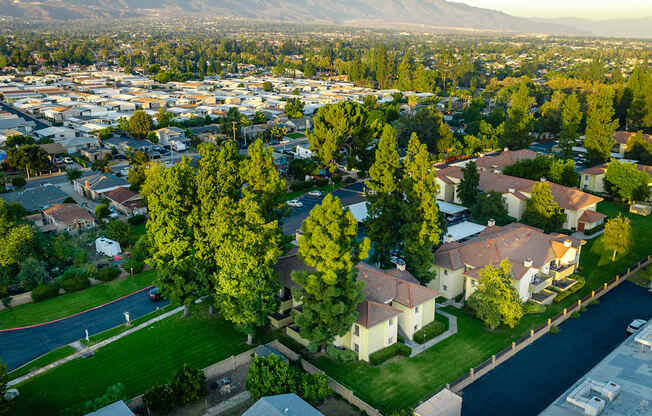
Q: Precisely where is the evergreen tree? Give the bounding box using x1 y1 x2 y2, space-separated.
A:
626 66 652 131
457 160 480 207
585 88 618 165
501 83 534 150
604 159 651 205
521 182 567 232
559 92 582 159
291 194 370 348
603 215 631 262
241 139 286 222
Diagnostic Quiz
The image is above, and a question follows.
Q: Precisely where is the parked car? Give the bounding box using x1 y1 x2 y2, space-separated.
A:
63 157 73 164
148 287 162 302
286 199 303 208
307 190 322 197
626 319 647 334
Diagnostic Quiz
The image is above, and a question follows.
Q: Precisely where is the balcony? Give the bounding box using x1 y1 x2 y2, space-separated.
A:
530 275 553 293
550 263 575 280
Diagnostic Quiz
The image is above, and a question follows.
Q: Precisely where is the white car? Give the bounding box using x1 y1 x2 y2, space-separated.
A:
286 199 304 208
64 157 73 164
307 190 322 197
626 319 647 334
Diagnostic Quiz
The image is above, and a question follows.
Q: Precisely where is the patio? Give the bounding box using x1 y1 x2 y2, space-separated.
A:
552 277 578 291
530 289 557 305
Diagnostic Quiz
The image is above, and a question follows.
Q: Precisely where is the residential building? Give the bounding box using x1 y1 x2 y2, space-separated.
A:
153 127 188 146
415 388 463 416
242 393 324 416
102 187 147 216
86 400 135 416
33 126 77 141
580 162 652 195
73 173 130 200
1 184 68 212
273 249 440 362
41 203 95 233
435 167 605 231
431 223 584 304
474 149 538 173
612 131 652 157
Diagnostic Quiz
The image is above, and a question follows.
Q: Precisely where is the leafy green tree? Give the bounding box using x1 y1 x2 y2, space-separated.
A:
5 134 34 148
285 98 305 119
559 92 582 159
127 151 149 192
143 159 199 316
292 194 370 348
0 224 34 267
94 203 110 221
585 88 618 164
548 158 580 188
66 168 82 182
156 108 174 128
624 131 652 165
626 66 652 131
604 160 651 205
471 191 510 225
467 260 523 329
241 139 286 222
7 144 50 177
105 219 130 247
457 160 479 207
603 215 631 262
84 383 126 414
262 81 273 92
501 83 534 150
308 101 380 173
17 257 49 290
521 182 566 232
396 106 454 155
128 110 154 139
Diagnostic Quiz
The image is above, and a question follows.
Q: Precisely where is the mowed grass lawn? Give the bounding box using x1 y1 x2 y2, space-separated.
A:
12 306 250 416
307 201 652 413
0 271 156 329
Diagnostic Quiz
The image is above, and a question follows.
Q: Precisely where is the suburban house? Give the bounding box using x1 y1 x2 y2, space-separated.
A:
431 223 584 304
73 173 130 200
435 166 605 231
580 162 652 195
1 184 68 212
41 203 96 233
612 131 652 157
102 187 147 216
242 393 324 416
474 149 538 173
153 127 188 146
273 249 440 362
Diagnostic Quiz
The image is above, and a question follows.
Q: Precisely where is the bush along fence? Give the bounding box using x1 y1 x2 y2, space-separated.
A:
268 340 383 416
442 254 652 395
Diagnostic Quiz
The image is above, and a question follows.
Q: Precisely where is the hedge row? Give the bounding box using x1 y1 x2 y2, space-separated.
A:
552 274 586 303
369 342 411 365
31 283 59 302
583 222 605 235
97 266 122 282
326 344 357 362
413 318 447 344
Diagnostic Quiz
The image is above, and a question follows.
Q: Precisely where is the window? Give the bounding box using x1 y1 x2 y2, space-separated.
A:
354 343 359 353
415 306 419 313
387 337 393 345
442 284 448 291
444 269 448 276
388 319 393 327
354 324 359 337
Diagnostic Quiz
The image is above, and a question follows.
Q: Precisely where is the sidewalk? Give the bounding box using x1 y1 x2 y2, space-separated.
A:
571 230 604 240
405 309 458 357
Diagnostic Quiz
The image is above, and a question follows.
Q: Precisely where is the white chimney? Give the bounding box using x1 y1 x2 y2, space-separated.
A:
564 239 571 248
503 147 509 152
524 257 533 268
508 188 515 193
396 258 406 272
540 176 547 182
488 219 496 227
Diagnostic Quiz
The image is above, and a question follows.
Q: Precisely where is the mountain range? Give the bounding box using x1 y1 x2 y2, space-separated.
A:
0 0 649 38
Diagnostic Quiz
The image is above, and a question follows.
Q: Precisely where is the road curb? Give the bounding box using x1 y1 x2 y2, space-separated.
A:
0 285 153 333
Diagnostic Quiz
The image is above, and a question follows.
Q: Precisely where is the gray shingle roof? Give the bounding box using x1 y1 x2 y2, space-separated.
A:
242 394 324 416
1 184 68 212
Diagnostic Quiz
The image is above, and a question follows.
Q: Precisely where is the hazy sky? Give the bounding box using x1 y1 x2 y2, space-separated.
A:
449 0 650 20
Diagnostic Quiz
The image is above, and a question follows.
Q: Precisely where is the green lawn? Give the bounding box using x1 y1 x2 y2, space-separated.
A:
12 306 250 416
8 346 76 381
285 132 305 139
297 200 652 413
0 271 156 329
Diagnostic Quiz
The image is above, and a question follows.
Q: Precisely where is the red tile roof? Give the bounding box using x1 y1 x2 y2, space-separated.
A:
103 187 141 205
578 210 607 224
475 149 538 171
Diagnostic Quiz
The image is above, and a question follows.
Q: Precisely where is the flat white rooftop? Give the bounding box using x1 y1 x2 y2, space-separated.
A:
436 200 467 215
443 221 486 242
539 320 652 416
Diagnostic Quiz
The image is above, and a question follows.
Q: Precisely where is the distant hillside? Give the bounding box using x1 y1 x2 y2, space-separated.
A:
0 0 583 35
536 17 652 39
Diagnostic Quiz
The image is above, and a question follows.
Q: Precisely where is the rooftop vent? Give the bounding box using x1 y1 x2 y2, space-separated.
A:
524 257 533 268
488 219 496 227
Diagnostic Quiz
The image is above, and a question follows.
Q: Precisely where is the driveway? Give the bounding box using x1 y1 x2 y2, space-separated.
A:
0 289 169 371
282 181 367 234
460 281 651 416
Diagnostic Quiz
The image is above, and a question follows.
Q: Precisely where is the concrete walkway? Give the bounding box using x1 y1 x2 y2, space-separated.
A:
571 230 604 240
202 391 252 416
8 305 183 386
406 309 458 357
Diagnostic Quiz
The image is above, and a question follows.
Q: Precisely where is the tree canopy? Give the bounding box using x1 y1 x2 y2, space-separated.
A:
603 215 631 262
585 88 618 165
520 182 566 232
604 159 651 205
457 160 480 207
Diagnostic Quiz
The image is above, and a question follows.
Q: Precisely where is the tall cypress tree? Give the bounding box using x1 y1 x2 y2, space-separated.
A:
292 195 370 349
559 92 582 159
501 82 534 150
457 160 480 207
585 88 618 165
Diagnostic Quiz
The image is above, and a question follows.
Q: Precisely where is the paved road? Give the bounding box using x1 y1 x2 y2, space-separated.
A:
0 102 50 130
281 181 367 234
460 281 652 416
0 289 169 371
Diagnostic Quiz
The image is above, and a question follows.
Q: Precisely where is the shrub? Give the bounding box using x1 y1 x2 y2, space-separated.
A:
170 365 206 405
95 204 110 220
11 176 26 187
583 222 605 235
57 267 91 292
369 342 411 365
97 266 121 282
123 260 145 274
549 325 560 334
326 344 357 362
143 384 176 415
128 214 147 225
571 311 580 319
414 319 447 344
553 275 586 303
105 219 130 247
31 283 59 302
297 371 331 406
84 383 126 414
63 197 76 204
